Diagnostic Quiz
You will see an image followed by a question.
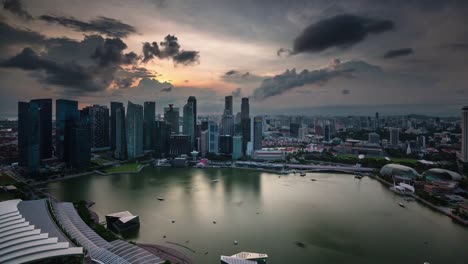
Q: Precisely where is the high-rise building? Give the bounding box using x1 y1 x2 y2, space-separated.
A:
375 112 380 129
187 96 197 148
114 105 127 160
240 97 250 155
241 97 249 119
298 127 307 141
144 101 156 150
169 134 191 156
253 116 263 151
155 121 170 157
81 105 109 149
324 122 331 142
164 104 180 134
200 130 209 157
56 99 79 161
368 132 380 144
461 106 468 163
221 114 235 136
18 99 52 174
290 123 300 138
183 101 195 148
70 127 91 168
232 136 243 160
126 101 144 159
110 102 124 151
18 101 41 175
225 95 233 114
31 99 53 159
219 135 233 155
208 121 219 154
389 127 400 147
241 118 251 155
417 135 426 149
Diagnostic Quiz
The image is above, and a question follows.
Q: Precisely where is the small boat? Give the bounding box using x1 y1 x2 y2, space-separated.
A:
212 179 219 182
300 172 306 177
213 221 217 224
171 220 176 223
354 175 363 179
310 179 317 181
233 240 238 245
398 202 405 208
157 197 165 201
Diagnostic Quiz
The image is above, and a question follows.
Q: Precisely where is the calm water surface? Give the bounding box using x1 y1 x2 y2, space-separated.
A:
45 168 468 264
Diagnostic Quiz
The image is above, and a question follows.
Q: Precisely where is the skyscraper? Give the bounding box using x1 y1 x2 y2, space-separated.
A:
219 135 233 155
232 136 243 160
56 99 79 161
126 101 144 159
221 95 235 136
110 102 123 151
208 121 219 154
183 101 195 147
253 116 263 151
461 106 468 163
375 112 380 129
155 120 171 157
114 105 127 160
290 123 300 138
81 105 109 149
144 101 156 150
324 122 331 142
221 114 235 136
225 95 233 115
240 97 250 155
200 130 209 157
18 101 41 175
390 127 400 147
187 96 197 148
31 99 52 159
241 97 249 119
70 127 91 168
169 134 191 156
164 104 180 134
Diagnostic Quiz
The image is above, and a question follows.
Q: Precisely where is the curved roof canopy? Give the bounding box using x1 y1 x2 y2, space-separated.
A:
0 199 83 264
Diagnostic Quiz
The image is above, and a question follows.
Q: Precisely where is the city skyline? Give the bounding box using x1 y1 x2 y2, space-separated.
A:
1 0 468 118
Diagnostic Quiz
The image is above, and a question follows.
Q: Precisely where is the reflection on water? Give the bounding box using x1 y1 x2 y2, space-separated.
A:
45 168 468 264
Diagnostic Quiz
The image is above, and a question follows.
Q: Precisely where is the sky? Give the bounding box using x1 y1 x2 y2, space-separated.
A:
0 0 467 117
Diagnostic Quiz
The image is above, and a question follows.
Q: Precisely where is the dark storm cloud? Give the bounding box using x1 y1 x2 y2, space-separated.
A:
92 37 139 67
2 0 32 20
0 47 101 93
290 14 394 54
0 21 46 49
383 48 414 59
173 50 200 65
39 15 137 38
142 35 200 65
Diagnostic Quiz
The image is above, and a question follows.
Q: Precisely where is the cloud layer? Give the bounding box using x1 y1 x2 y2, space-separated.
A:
39 15 137 38
383 48 414 59
142 35 200 65
290 14 394 54
2 0 32 20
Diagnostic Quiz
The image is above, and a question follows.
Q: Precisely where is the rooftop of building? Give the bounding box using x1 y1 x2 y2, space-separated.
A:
0 199 83 264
